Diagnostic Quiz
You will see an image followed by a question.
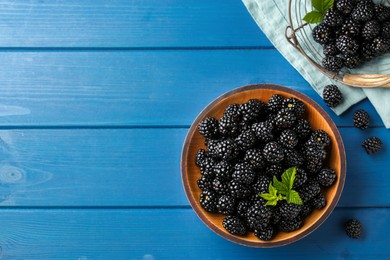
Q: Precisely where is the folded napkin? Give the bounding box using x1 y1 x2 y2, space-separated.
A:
242 0 390 128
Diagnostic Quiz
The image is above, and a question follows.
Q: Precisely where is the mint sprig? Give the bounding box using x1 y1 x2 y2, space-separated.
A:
303 0 334 24
259 167 303 206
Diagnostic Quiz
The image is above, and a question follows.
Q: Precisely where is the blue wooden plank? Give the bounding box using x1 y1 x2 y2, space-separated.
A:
0 127 388 207
0 0 268 48
0 208 387 259
0 50 382 127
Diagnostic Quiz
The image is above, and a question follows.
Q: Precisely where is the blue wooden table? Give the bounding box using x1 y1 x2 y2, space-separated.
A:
0 1 389 259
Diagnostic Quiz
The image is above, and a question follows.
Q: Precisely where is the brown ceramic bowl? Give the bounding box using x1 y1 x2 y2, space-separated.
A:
181 84 346 247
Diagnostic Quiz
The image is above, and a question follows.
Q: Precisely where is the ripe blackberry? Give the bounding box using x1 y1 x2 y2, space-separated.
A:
278 129 298 149
353 109 369 130
268 94 284 113
219 116 239 138
293 119 312 140
232 162 256 185
228 180 251 199
306 158 324 174
240 99 267 122
302 142 327 161
212 178 229 195
322 55 344 73
278 218 303 232
266 164 283 178
198 117 219 139
245 148 265 169
293 168 308 189
223 215 247 236
246 202 272 230
263 141 285 164
208 139 237 160
195 149 208 167
309 130 331 148
214 160 233 182
336 0 354 14
323 43 340 56
341 19 361 37
345 219 362 239
323 8 344 27
352 1 374 22
300 203 313 218
200 190 218 212
298 180 321 203
237 200 251 219
362 20 380 40
252 121 274 143
254 226 274 241
223 104 241 120
317 168 337 187
283 149 304 167
278 201 302 220
361 42 376 61
253 175 271 195
344 54 361 69
199 157 216 179
217 195 236 214
311 192 326 209
382 21 390 39
274 109 297 128
336 35 359 55
282 98 305 117
375 4 390 21
235 130 256 151
312 23 333 44
197 175 213 191
362 136 383 154
371 37 390 55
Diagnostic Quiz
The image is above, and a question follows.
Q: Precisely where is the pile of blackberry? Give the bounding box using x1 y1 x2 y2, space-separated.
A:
312 0 390 72
195 95 337 240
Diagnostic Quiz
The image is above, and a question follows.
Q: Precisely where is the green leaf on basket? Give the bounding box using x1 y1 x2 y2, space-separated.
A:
303 10 324 24
312 0 334 13
286 190 303 205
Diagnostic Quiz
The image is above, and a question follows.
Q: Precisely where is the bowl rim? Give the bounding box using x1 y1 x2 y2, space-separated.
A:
181 83 346 248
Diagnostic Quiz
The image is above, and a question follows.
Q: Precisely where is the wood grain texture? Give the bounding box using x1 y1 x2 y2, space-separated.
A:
0 208 387 259
0 50 382 127
0 127 387 207
0 0 268 48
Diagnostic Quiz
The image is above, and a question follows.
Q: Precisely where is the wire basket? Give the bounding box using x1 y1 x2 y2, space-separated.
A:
285 0 390 88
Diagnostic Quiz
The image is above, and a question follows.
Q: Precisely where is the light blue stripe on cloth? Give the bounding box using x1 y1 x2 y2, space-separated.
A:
242 0 390 128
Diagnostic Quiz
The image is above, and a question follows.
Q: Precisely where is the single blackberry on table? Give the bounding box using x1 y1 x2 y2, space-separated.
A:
217 195 236 214
195 149 208 167
345 219 362 239
351 0 374 22
375 4 390 21
323 43 340 56
293 168 308 189
199 157 217 179
240 99 267 122
212 178 229 195
232 162 256 185
322 55 344 73
267 94 284 114
266 164 284 178
214 160 233 182
336 0 355 14
382 21 390 39
278 129 298 149
278 201 302 220
198 117 219 139
312 23 334 44
263 141 285 164
253 175 272 195
362 136 383 154
278 218 303 232
228 179 251 199
245 148 266 169
317 168 337 187
344 54 362 69
336 35 359 55
283 149 304 167
252 121 274 143
300 203 313 218
361 20 380 40
323 8 344 27
309 129 331 148
208 138 237 160
223 103 241 120
282 98 305 117
197 175 213 191
223 215 247 236
254 226 274 241
298 180 321 203
371 37 390 55
293 119 312 140
219 116 239 138
235 130 256 151
311 192 327 209
274 109 297 128
341 19 361 37
353 109 369 130
200 190 218 212
246 202 272 230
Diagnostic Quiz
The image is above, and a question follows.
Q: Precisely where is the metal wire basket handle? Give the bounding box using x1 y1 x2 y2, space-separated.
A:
286 0 390 88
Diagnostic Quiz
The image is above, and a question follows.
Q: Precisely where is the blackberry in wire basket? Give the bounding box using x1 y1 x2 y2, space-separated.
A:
323 43 340 56
323 8 344 27
322 55 344 73
341 19 361 38
344 54 362 69
361 20 380 40
351 0 375 22
374 4 390 21
336 35 359 55
336 0 355 15
312 23 334 45
382 21 390 39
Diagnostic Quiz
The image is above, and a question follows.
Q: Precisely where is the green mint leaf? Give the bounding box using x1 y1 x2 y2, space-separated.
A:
282 167 297 190
260 193 276 201
273 176 289 195
303 10 324 24
286 190 303 205
265 199 278 206
269 183 278 196
312 0 334 13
